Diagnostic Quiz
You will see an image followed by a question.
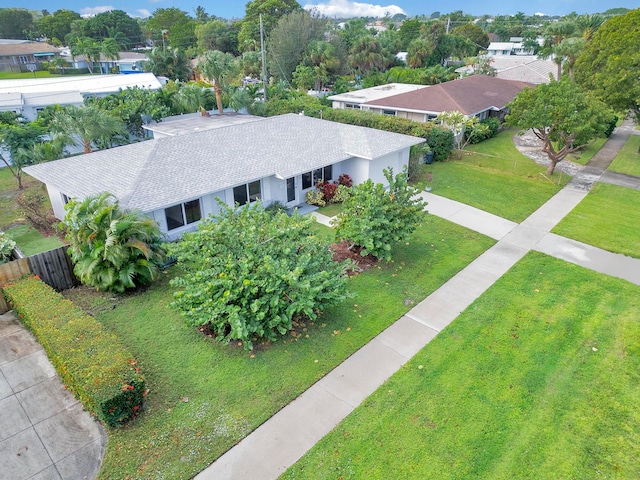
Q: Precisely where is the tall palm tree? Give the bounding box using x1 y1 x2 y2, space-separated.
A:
63 192 166 293
100 38 120 74
349 35 387 75
50 105 127 154
575 14 605 41
198 50 239 115
554 37 585 81
71 37 101 74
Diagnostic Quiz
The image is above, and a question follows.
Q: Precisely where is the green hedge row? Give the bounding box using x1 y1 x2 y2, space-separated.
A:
2 275 145 427
255 99 454 161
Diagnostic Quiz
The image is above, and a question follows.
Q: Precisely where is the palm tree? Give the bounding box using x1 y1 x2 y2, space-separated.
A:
575 14 605 41
50 105 127 154
174 83 214 113
63 192 166 293
100 38 120 74
47 56 69 74
407 38 434 68
71 37 101 74
349 35 387 75
554 37 585 81
144 47 192 81
198 50 239 115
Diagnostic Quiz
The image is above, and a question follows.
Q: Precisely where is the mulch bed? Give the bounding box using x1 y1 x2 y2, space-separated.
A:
330 241 378 275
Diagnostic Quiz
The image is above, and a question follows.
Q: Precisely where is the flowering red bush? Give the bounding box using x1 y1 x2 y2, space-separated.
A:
338 174 353 187
317 181 338 202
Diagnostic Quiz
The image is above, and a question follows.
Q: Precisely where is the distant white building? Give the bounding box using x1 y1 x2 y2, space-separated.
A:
0 73 164 120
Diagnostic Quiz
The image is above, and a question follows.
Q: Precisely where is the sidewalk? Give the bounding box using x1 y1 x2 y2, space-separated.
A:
197 124 639 479
0 311 106 480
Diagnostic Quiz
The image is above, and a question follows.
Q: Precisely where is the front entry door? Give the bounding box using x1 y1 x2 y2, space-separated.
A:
286 177 297 206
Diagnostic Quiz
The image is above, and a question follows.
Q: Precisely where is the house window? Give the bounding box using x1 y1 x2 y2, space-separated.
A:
233 180 261 206
165 199 202 230
345 103 361 109
302 165 333 190
61 193 71 205
19 56 29 64
382 109 396 116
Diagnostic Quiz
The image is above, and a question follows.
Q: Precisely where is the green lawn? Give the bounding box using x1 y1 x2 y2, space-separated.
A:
552 183 640 258
283 252 640 479
316 202 343 218
5 225 65 256
0 71 63 80
77 216 494 479
421 130 567 222
570 137 607 165
608 135 640 177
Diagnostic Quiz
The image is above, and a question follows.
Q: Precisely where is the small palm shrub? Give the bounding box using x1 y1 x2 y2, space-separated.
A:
62 192 166 293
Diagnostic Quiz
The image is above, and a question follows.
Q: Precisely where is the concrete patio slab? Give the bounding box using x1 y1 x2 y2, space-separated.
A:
16 376 79 425
0 395 31 442
29 465 62 480
0 371 12 400
0 329 42 366
308 211 333 227
35 403 104 463
535 233 640 286
0 311 22 337
1 350 57 393
0 428 52 480
55 436 106 480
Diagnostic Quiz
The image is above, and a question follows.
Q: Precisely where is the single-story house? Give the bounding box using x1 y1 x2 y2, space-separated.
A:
328 83 428 110
143 111 264 139
355 75 534 122
61 51 148 74
0 73 164 120
486 41 533 56
24 114 424 240
0 41 60 73
0 91 84 121
456 55 558 84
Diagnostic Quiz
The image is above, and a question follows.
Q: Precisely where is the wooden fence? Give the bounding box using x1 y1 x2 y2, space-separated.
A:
0 246 78 314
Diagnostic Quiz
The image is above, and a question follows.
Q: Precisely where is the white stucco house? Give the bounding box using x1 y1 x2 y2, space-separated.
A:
24 114 424 240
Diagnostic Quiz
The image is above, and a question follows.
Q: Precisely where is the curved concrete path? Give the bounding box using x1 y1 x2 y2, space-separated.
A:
196 122 640 479
0 311 106 480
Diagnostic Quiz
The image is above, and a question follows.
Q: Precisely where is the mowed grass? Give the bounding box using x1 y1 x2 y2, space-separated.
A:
552 183 640 258
86 215 495 479
283 252 640 479
0 71 63 80
570 137 607 165
608 135 640 177
5 225 65 256
422 129 567 222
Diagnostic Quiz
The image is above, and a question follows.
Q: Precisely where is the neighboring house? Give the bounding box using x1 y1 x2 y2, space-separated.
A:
359 75 533 122
0 73 164 119
456 55 558 84
24 113 424 240
487 41 534 56
0 41 60 73
0 91 84 121
143 111 264 139
61 51 148 74
328 83 429 110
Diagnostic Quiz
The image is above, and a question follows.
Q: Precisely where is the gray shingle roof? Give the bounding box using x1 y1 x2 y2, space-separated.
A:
24 114 423 212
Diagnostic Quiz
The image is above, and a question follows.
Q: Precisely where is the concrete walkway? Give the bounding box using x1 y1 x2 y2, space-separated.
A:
0 311 105 480
197 122 640 479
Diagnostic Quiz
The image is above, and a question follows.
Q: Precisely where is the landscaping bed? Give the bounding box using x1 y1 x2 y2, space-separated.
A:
66 216 494 479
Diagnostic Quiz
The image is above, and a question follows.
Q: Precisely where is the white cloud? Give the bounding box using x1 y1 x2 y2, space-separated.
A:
304 0 405 18
134 9 152 18
79 5 114 17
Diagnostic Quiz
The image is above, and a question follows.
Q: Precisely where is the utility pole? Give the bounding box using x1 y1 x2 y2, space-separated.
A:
446 18 450 34
260 14 268 101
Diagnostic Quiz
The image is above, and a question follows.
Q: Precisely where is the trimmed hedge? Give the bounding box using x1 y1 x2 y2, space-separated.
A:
252 99 454 161
2 275 145 427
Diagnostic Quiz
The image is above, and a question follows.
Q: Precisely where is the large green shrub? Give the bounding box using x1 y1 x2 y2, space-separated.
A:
2 276 145 427
333 167 427 261
167 201 354 350
62 192 166 293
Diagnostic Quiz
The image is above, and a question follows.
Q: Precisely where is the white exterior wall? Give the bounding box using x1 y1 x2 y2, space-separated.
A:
45 184 68 220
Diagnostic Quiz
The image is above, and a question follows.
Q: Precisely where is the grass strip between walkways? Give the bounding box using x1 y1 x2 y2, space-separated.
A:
422 130 568 223
283 251 640 479
608 135 640 177
552 183 640 259
68 214 494 479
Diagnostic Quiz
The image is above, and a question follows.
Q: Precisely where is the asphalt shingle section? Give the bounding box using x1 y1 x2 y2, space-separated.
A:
25 114 423 212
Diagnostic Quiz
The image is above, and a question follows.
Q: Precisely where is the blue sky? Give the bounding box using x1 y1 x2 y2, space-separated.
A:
16 0 639 19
